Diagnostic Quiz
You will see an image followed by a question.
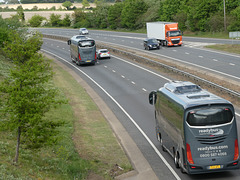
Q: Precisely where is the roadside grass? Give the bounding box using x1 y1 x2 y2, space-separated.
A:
51 61 132 178
205 44 240 55
0 55 132 179
183 31 230 39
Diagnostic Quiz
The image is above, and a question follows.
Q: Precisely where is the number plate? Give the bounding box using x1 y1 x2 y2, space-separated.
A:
209 165 221 169
86 60 91 62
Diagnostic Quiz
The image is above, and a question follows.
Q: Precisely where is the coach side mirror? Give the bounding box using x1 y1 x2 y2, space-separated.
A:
67 40 71 45
149 91 156 105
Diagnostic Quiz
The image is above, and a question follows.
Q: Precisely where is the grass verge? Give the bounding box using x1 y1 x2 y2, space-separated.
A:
205 44 240 55
0 55 132 179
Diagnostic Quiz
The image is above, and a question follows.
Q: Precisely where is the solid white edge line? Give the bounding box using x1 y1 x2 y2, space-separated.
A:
41 49 181 180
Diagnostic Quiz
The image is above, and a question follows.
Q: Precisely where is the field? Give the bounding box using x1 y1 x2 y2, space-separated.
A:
0 3 93 9
0 3 95 20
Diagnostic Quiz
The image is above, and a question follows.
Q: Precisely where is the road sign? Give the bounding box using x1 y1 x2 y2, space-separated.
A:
229 31 240 38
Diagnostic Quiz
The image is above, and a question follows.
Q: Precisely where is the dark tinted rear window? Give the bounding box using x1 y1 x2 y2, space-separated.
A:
100 50 108 53
187 107 233 126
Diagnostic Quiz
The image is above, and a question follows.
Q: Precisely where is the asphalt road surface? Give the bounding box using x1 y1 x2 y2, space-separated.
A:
39 29 240 180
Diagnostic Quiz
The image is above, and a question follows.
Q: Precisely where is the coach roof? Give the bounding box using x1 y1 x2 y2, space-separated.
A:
160 81 231 109
70 35 94 42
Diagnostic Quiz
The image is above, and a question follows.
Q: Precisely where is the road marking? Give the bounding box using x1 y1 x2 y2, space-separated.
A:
93 39 240 81
41 49 181 180
121 75 125 78
104 65 107 68
112 55 171 82
173 50 177 52
229 63 235 66
112 70 116 73
213 59 218 61
142 88 147 92
185 52 189 55
198 55 203 58
131 81 135 84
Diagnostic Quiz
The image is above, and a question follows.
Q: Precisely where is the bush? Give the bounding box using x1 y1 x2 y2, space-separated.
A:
0 28 9 47
62 14 71 27
28 15 45 27
49 14 62 27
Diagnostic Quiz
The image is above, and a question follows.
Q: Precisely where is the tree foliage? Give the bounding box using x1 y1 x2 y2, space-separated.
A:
0 20 64 163
21 0 240 32
62 1 73 10
28 15 46 27
108 1 124 29
121 0 148 29
82 0 90 9
49 13 62 26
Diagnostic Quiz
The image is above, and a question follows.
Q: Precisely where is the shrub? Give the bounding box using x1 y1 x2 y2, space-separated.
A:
28 15 45 27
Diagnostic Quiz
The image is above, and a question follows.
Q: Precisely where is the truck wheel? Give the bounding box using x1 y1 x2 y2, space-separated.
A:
164 41 168 47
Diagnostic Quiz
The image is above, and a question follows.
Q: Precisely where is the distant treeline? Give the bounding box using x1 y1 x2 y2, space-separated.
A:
75 0 240 32
4 0 240 33
7 0 115 3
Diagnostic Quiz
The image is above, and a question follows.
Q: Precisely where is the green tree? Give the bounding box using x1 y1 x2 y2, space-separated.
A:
72 9 88 27
108 1 124 29
49 13 62 27
28 15 45 27
82 0 90 9
1 31 64 163
121 0 148 29
158 0 181 22
62 14 71 27
62 1 73 10
92 5 110 28
17 6 25 22
228 6 240 31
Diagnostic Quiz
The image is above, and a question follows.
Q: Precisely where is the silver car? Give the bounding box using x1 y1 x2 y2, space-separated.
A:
79 28 89 35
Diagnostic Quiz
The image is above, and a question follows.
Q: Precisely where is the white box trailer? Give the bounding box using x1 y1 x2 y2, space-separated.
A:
146 22 183 46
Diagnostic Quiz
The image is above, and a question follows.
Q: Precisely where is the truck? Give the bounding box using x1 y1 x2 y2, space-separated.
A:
146 22 183 47
149 81 239 174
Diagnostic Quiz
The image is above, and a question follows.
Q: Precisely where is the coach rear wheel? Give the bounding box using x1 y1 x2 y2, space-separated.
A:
174 150 180 168
158 133 166 152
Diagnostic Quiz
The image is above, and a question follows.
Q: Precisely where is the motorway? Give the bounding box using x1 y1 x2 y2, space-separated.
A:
38 28 240 180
